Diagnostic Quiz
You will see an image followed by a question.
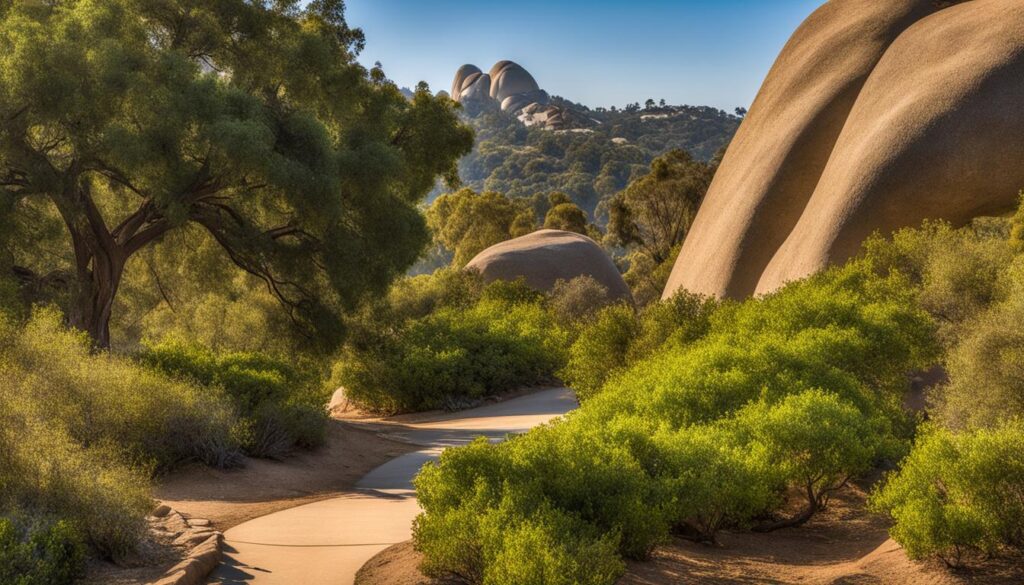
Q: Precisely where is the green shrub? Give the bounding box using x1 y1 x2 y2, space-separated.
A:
561 291 715 400
862 219 1013 347
547 276 613 329
933 260 1024 430
654 423 777 543
413 261 938 583
0 386 151 559
561 303 638 399
871 422 1024 566
341 293 567 414
732 390 891 529
140 340 329 458
0 517 86 585
0 309 241 470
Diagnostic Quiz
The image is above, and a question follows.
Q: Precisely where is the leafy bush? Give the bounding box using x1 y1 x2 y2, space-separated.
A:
561 291 715 400
561 304 638 399
340 291 568 414
871 422 1024 566
931 258 1024 430
862 219 1013 347
414 261 937 583
0 517 86 585
547 276 614 330
732 390 890 529
140 340 328 457
654 423 777 543
0 309 241 470
0 382 152 559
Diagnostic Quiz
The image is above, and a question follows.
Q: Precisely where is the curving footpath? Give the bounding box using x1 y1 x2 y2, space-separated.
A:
208 388 577 585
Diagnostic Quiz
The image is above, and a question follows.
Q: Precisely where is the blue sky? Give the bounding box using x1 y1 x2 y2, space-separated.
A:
345 0 823 111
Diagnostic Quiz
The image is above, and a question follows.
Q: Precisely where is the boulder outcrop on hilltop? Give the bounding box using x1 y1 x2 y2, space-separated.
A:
664 0 1024 300
450 60 580 130
465 229 633 302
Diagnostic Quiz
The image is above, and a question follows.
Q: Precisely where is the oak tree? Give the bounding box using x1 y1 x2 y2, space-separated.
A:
0 0 472 347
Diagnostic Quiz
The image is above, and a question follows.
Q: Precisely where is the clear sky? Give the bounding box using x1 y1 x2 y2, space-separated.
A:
345 0 823 112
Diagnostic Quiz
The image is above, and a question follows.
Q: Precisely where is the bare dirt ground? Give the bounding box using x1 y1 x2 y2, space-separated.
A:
356 483 1024 585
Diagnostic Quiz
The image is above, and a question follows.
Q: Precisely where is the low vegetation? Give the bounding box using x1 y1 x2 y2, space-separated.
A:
140 340 329 458
337 272 623 414
413 260 938 584
871 422 1024 567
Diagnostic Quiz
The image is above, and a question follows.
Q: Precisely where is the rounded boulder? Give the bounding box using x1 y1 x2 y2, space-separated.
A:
465 229 633 302
663 0 948 300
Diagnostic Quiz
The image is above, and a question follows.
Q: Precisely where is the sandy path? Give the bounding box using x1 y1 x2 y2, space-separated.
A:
208 388 577 585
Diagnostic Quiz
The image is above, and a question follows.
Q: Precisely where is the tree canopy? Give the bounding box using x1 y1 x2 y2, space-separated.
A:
606 149 715 266
0 0 473 347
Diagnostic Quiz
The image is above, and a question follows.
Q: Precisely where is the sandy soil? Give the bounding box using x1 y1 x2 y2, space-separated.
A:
355 483 1024 585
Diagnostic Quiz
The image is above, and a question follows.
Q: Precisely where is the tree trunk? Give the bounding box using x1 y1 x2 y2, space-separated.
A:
752 482 819 533
58 181 127 350
72 248 124 349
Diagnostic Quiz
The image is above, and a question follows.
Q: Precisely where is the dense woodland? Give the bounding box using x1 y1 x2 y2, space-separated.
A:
445 97 739 218
1 2 1022 585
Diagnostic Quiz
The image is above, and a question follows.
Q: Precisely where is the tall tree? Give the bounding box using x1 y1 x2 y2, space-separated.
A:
427 189 536 267
0 0 473 347
607 149 715 265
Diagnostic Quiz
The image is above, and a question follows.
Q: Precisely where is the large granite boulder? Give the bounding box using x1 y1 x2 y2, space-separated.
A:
664 0 1024 300
465 229 633 302
489 60 541 103
460 73 491 103
451 64 482 98
756 0 1024 293
663 0 945 300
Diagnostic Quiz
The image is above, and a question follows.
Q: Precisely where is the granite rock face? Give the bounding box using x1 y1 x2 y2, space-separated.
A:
664 0 1024 300
451 60 587 130
465 229 633 302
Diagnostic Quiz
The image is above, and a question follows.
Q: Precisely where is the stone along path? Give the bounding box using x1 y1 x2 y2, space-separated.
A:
209 388 577 585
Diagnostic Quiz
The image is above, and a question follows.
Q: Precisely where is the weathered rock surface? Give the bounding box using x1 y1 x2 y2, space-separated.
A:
465 229 633 302
756 0 1024 293
489 61 541 102
451 64 482 97
663 0 954 300
451 60 587 130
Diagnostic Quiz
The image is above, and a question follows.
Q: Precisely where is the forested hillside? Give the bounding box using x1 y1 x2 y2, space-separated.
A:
444 98 741 219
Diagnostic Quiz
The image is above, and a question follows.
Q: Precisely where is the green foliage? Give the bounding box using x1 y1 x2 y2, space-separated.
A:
543 202 589 235
1009 192 1024 253
934 280 1024 430
0 343 153 559
1 309 240 470
861 214 1024 430
654 423 777 543
427 189 538 267
547 276 614 330
561 304 638 399
733 391 889 525
561 291 716 400
862 219 1013 347
0 517 86 585
0 0 472 346
452 104 738 216
414 261 937 583
140 340 329 457
338 283 568 413
871 422 1024 566
606 149 715 266
111 226 305 356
